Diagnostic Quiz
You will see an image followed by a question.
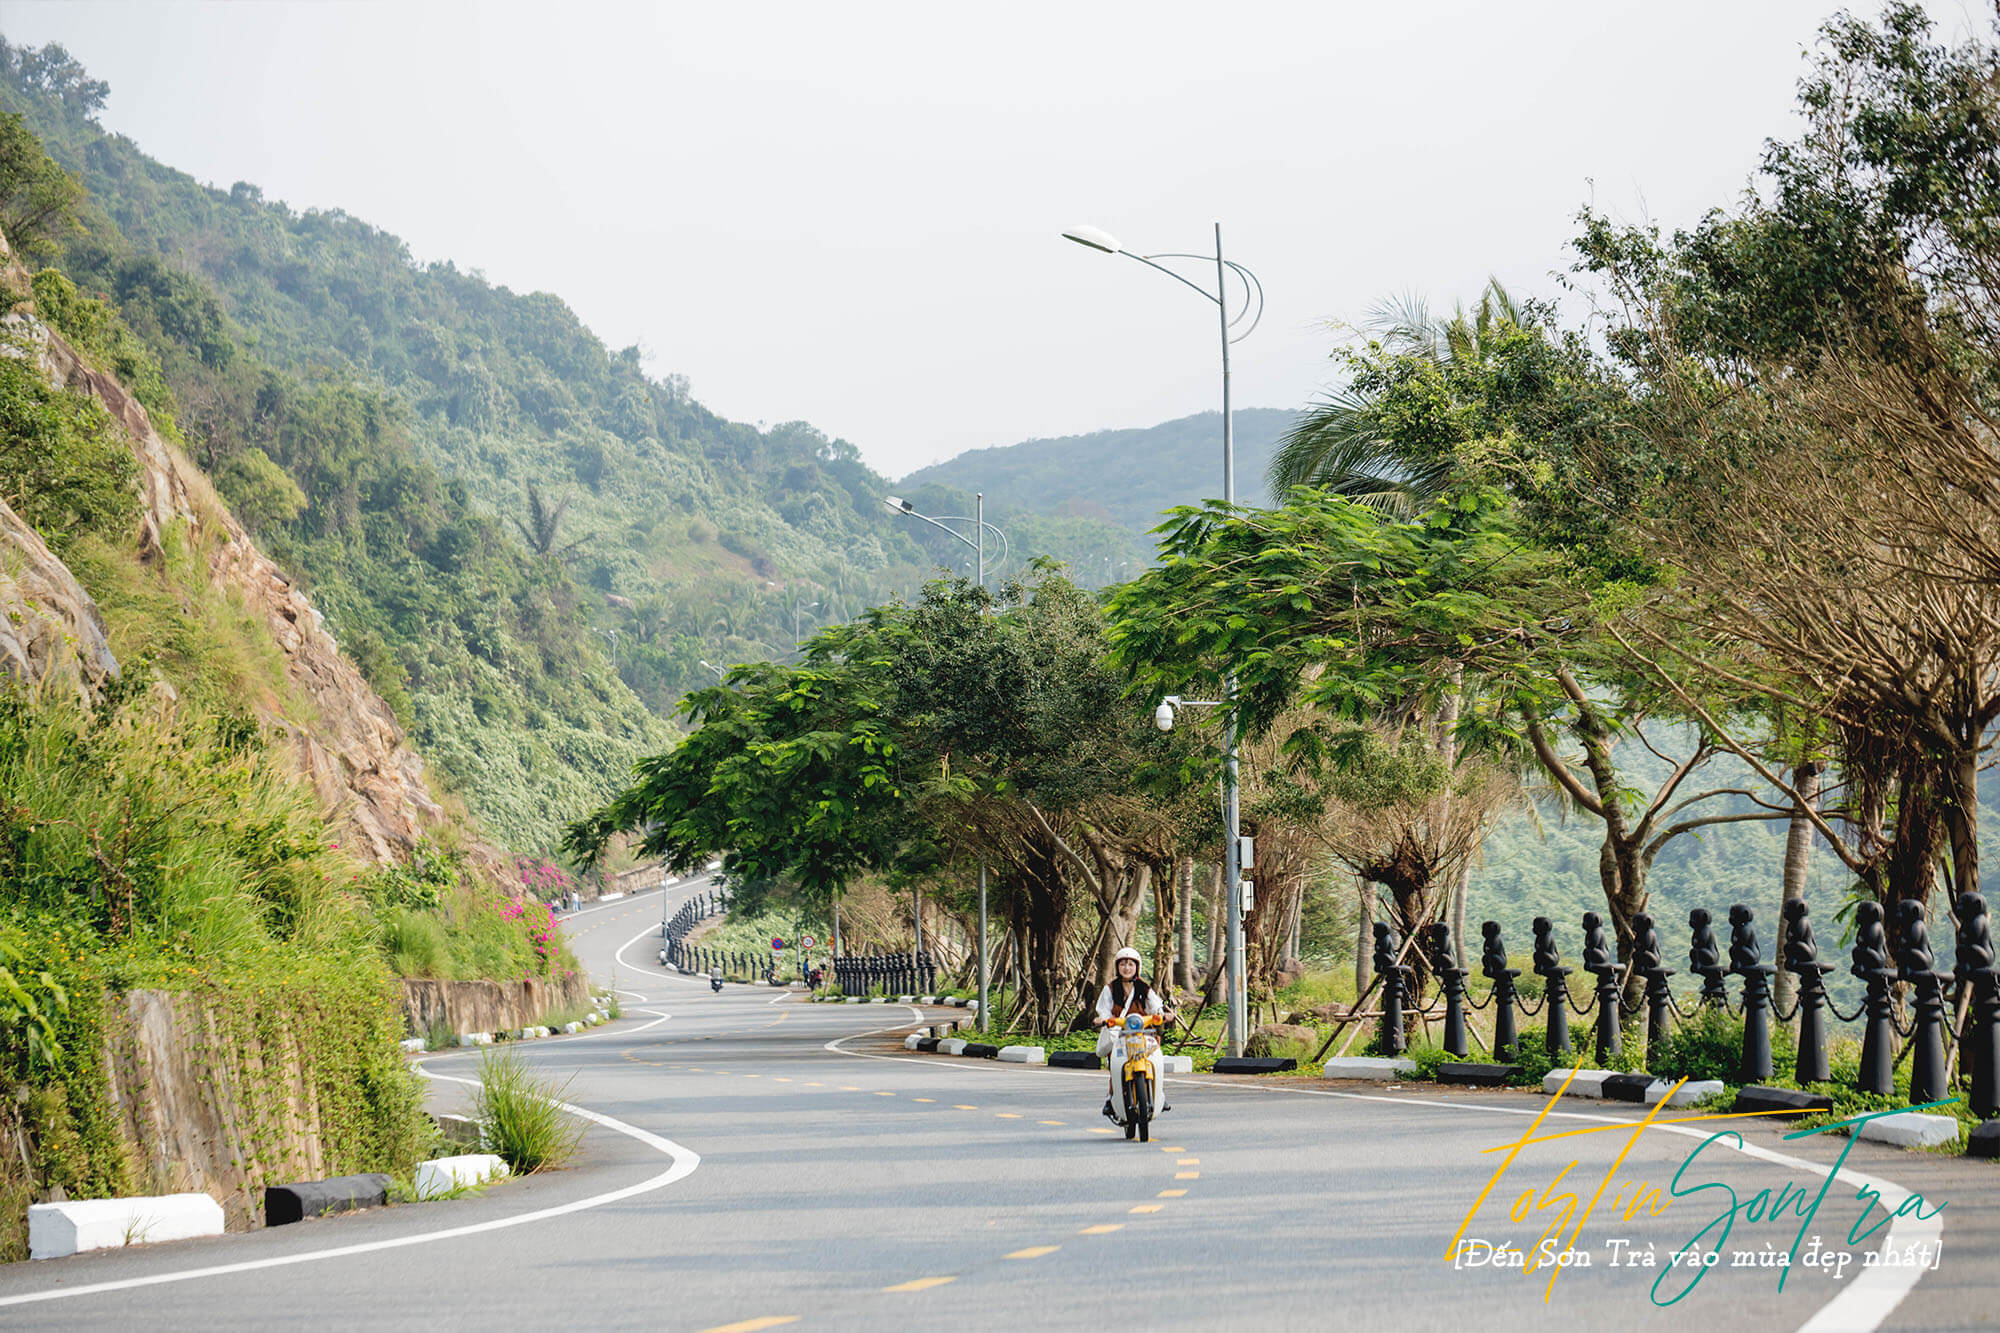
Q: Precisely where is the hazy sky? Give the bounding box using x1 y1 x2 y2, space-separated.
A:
2 1 1985 477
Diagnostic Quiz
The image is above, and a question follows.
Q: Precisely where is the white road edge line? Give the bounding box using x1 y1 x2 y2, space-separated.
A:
826 1039 1941 1331
0 1018 700 1310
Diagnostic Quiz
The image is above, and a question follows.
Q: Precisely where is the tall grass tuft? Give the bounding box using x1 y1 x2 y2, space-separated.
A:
474 1048 585 1174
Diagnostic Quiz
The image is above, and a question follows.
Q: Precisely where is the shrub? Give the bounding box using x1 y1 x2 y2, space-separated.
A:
0 352 136 555
474 1048 584 1174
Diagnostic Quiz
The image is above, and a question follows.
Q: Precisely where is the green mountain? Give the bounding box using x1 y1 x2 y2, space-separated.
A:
899 407 1302 535
0 39 967 849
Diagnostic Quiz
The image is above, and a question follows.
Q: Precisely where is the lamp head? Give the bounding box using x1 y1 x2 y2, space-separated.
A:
883 495 913 513
1061 225 1122 255
1153 699 1177 732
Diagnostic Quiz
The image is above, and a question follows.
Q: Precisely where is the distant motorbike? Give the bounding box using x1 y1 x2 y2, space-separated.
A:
710 971 725 994
1106 1012 1166 1141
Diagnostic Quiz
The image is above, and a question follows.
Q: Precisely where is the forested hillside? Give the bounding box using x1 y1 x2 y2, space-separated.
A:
0 40 957 848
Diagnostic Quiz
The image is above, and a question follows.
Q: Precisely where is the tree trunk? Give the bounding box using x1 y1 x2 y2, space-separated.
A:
1448 859 1470 971
1151 861 1174 988
1175 854 1196 992
1355 876 1373 995
1774 759 1826 1015
1205 863 1224 974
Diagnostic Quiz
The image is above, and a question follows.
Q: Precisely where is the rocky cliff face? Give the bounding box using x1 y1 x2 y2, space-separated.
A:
0 229 484 870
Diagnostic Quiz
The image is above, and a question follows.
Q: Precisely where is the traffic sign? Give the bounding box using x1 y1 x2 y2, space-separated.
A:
802 935 817 949
771 936 785 951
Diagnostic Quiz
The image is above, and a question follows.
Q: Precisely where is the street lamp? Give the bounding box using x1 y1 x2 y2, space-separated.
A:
1062 221 1264 1058
882 494 1011 1031
698 659 726 681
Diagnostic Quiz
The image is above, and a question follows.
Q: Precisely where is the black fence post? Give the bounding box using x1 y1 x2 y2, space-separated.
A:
1897 900 1949 1104
1532 916 1570 1055
1374 922 1406 1055
1851 901 1895 1095
1581 912 1621 1064
1632 913 1673 1071
1689 909 1728 1007
1730 905 1774 1083
1782 898 1832 1084
1426 923 1468 1059
1481 922 1519 1062
1954 892 1999 1119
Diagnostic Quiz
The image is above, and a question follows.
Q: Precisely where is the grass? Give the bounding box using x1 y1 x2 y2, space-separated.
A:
474 1049 586 1174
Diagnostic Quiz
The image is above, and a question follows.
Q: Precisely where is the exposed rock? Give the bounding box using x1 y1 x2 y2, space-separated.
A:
0 228 496 872
0 495 118 697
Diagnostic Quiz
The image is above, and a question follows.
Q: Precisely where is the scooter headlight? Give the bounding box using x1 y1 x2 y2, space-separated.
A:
1124 1012 1144 1031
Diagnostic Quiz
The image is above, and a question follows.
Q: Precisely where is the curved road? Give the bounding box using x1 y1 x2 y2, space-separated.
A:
3 883 1993 1330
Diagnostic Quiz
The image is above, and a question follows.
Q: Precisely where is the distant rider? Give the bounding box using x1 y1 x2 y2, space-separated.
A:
1094 947 1174 1119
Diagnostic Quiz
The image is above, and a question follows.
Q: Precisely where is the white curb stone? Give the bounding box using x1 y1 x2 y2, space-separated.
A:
1321 1056 1417 1080
897 995 916 1003
563 1021 583 1034
30 1193 224 1259
1162 1055 1194 1075
413 1154 510 1200
938 1038 968 1056
1644 1078 1726 1108
919 997 938 1005
1543 1068 1616 1098
399 1037 426 1053
459 1032 493 1046
1858 1112 1962 1149
903 1033 923 1050
997 1045 1046 1064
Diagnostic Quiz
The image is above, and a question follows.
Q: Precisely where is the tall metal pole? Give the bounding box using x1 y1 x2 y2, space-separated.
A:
1217 222 1245 1058
977 491 990 1032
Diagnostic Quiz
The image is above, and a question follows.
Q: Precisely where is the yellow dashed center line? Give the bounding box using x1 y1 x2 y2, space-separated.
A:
774 1077 791 1082
1159 1146 1186 1153
1175 1171 1199 1180
699 1319 798 1333
883 1276 957 1293
1087 1127 1116 1135
1177 1158 1199 1166
953 1104 978 1111
994 1112 1021 1118
841 1086 861 1091
1130 1204 1164 1214
914 1097 936 1103
1006 1246 1060 1260
875 1091 896 1097
1158 1189 1187 1198
1079 1224 1123 1235
1038 1120 1066 1125
804 1082 823 1087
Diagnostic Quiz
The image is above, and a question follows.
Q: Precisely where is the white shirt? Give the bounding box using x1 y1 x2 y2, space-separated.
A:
1095 981 1165 1025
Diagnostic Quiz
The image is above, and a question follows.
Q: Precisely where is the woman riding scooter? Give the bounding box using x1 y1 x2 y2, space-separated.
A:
1094 947 1174 1120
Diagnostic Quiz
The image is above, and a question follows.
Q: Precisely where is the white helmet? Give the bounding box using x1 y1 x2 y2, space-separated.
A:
1113 947 1143 966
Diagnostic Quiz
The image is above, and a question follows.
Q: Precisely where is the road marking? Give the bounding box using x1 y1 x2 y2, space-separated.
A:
1158 1145 1185 1152
1079 1224 1123 1235
1175 1171 1199 1179
1158 1189 1187 1198
805 1081 823 1086
1087 1127 1116 1134
914 1097 936 1102
994 1112 1021 1118
0 1041 702 1310
699 1319 798 1333
841 1086 862 1091
1006 1246 1059 1259
883 1276 956 1293
774 1077 791 1082
1177 1158 1198 1165
742 1073 760 1078
1130 1204 1164 1214
1038 1119 1065 1125
875 1091 896 1096
953 1104 978 1110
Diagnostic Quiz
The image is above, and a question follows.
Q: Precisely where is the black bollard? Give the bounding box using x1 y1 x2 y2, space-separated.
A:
1481 921 1520 1062
1851 902 1896 1095
1897 900 1949 1105
1582 912 1621 1064
1688 909 1728 1007
1632 913 1674 1071
1953 892 1999 1119
1374 922 1406 1055
1426 923 1469 1059
1729 905 1775 1082
1782 898 1833 1084
1532 916 1571 1055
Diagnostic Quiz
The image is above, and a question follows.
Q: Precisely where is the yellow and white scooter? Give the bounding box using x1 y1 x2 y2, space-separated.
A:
1107 1011 1167 1141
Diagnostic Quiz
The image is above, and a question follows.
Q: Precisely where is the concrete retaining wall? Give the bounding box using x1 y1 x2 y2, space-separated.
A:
398 973 592 1041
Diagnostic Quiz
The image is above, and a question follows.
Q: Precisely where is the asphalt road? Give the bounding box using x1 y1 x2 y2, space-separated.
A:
3 884 1995 1331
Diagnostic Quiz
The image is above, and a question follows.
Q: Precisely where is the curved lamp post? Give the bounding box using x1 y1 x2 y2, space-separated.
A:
1062 222 1263 1057
883 493 1011 1031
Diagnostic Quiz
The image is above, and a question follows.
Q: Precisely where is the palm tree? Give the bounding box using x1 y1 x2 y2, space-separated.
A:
1267 279 1526 513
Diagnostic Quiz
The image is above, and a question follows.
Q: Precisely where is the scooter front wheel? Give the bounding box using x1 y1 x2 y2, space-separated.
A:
1131 1077 1152 1142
